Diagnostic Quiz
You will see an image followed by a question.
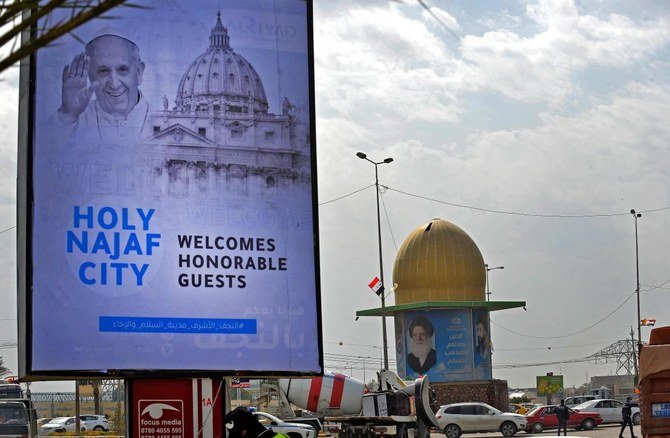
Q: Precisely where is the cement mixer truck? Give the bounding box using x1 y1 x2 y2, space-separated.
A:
257 370 439 438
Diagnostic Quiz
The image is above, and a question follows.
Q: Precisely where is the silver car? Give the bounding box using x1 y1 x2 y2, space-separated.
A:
436 402 526 438
39 416 87 435
572 399 641 425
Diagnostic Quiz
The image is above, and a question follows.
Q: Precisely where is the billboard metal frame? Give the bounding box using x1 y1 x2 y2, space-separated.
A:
17 0 322 380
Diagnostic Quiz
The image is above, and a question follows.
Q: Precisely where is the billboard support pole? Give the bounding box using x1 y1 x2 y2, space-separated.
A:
75 380 81 435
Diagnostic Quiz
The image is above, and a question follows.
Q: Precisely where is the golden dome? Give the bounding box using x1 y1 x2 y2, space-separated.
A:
392 218 486 304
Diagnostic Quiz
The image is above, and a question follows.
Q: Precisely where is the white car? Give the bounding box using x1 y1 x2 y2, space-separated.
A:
253 411 317 438
573 399 641 425
39 416 87 434
79 414 110 431
436 402 526 437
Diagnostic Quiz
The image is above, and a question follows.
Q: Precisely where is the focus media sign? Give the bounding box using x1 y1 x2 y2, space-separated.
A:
131 378 223 438
18 0 321 378
138 399 184 438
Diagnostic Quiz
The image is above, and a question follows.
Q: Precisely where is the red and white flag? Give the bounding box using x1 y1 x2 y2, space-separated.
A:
368 277 384 296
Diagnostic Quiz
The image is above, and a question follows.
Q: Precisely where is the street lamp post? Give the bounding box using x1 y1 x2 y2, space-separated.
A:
357 152 393 371
484 264 504 301
631 209 642 348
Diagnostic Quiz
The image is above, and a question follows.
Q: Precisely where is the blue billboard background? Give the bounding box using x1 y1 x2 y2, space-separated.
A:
402 309 473 382
28 0 319 375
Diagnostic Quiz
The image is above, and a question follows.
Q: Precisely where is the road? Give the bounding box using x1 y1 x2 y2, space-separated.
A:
430 423 641 438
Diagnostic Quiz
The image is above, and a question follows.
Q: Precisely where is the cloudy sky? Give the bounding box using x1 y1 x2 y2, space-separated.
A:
2 0 670 392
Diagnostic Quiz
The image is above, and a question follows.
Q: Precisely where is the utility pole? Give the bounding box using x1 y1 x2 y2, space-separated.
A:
357 152 393 370
631 327 639 386
631 209 642 349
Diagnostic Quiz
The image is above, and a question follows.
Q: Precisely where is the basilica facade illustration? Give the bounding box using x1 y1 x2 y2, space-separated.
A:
141 12 311 203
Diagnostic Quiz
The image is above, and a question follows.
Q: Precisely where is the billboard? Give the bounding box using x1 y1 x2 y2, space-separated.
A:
536 375 564 395
18 0 321 377
399 309 492 382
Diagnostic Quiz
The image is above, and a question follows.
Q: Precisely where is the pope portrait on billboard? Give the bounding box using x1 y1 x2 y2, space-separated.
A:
54 28 149 146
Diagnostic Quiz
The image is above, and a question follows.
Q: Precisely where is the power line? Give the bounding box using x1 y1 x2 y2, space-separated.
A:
386 186 670 218
379 190 398 253
494 356 595 369
325 340 384 348
0 225 15 235
319 184 374 206
495 340 617 352
641 278 670 291
491 291 635 339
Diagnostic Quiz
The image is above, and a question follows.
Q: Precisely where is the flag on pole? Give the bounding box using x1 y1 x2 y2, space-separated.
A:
368 277 384 296
641 319 656 326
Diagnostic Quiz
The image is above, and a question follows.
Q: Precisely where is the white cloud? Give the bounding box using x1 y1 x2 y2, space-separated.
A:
315 4 464 124
316 0 670 137
461 0 670 104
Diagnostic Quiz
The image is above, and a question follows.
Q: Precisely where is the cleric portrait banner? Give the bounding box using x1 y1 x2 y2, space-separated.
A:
402 309 474 383
21 0 320 376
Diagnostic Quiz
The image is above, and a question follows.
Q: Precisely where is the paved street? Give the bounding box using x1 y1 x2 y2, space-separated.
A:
430 423 642 438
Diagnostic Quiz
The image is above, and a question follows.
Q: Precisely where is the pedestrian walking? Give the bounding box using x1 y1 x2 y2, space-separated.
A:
555 399 570 436
619 397 637 438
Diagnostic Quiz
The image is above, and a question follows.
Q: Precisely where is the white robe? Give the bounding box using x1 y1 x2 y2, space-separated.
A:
51 92 150 149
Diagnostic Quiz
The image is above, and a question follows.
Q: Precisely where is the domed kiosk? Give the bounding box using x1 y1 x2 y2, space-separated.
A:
357 219 525 409
393 218 486 305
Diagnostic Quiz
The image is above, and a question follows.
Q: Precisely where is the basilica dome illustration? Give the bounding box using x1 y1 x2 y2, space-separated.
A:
175 12 269 114
143 11 310 200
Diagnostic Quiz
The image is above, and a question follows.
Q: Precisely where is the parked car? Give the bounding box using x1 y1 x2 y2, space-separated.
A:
524 405 602 433
573 399 641 425
39 416 87 434
509 403 530 415
252 411 316 438
36 417 52 428
436 402 527 437
79 414 110 431
521 403 541 411
564 395 596 407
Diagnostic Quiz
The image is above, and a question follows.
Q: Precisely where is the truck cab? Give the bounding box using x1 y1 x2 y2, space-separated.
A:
639 326 670 438
0 400 31 438
587 387 612 399
0 385 23 400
